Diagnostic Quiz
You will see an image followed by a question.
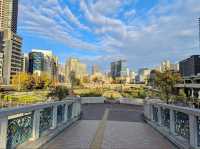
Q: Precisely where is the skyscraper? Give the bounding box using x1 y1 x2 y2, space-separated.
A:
0 0 22 84
65 58 87 82
29 49 58 79
0 0 18 33
110 60 128 78
29 51 44 75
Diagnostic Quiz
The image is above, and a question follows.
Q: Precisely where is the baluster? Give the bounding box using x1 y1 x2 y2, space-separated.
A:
52 105 57 129
189 114 198 148
72 102 76 119
158 106 162 126
75 102 78 117
170 109 175 135
31 110 40 140
0 117 8 148
150 105 154 122
64 104 68 123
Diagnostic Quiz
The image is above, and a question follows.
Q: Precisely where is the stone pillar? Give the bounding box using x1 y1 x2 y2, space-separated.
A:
150 105 154 121
0 117 8 148
64 104 68 123
157 107 162 126
189 114 198 148
52 105 57 129
198 90 200 99
31 110 40 140
72 103 76 118
170 109 175 135
191 89 194 98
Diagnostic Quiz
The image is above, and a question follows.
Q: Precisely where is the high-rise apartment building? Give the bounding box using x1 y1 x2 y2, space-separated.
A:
0 0 22 84
2 30 22 84
0 0 18 33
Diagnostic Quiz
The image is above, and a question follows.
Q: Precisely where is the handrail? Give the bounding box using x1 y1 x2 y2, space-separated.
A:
0 97 81 149
0 100 74 118
144 100 200 149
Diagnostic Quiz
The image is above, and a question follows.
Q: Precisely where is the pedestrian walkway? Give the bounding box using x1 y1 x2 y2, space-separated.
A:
43 104 177 149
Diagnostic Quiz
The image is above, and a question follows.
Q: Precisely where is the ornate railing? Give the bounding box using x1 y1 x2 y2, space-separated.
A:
144 100 200 149
0 98 81 149
160 107 170 128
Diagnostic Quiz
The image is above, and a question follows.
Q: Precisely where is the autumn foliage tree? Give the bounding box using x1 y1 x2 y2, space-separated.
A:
12 72 55 91
155 70 181 104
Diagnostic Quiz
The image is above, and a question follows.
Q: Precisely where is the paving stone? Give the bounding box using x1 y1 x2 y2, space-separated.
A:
102 121 177 149
43 120 99 149
43 104 177 149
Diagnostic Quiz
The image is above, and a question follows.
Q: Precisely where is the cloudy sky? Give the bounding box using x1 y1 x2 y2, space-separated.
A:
19 0 200 72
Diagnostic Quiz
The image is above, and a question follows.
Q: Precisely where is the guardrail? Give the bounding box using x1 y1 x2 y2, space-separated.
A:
144 100 200 149
0 98 81 149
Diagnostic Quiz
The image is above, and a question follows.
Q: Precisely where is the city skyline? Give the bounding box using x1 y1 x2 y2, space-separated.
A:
19 0 200 71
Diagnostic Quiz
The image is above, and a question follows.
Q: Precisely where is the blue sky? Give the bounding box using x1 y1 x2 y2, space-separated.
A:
18 0 200 72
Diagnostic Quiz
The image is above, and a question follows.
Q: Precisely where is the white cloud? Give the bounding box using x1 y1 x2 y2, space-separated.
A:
19 0 200 70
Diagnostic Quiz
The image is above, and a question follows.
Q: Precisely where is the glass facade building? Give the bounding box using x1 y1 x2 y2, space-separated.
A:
29 52 44 74
179 55 200 77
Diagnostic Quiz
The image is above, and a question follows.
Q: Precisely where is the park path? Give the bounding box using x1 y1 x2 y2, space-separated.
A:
43 104 177 149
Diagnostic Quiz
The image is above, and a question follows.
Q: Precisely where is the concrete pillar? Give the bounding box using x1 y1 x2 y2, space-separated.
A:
198 90 200 99
0 117 8 148
157 107 162 126
72 103 76 118
52 105 57 129
191 89 194 98
150 105 154 121
31 110 40 140
189 114 198 148
64 104 68 123
170 109 175 135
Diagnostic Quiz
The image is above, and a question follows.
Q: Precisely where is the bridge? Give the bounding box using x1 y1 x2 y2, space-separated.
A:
0 98 199 149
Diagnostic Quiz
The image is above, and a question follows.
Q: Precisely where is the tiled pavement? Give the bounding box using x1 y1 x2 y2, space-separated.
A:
43 103 177 149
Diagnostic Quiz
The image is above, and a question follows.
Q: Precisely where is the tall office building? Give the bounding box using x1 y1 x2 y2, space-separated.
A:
179 55 200 77
0 0 18 33
29 51 44 75
0 0 22 84
135 68 151 84
29 49 58 79
110 60 128 78
65 58 87 82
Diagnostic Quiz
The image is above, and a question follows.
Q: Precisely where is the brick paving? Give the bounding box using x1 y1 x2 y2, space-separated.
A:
42 103 177 149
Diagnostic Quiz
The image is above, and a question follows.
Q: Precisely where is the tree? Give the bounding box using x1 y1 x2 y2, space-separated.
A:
155 70 181 104
82 76 90 83
12 72 33 91
69 71 80 89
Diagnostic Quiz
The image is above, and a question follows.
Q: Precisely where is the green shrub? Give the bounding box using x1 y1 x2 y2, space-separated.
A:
138 89 147 99
103 91 122 100
48 86 69 100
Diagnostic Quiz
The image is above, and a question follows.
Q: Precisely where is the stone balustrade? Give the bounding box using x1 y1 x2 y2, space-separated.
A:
0 98 81 149
144 100 200 149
